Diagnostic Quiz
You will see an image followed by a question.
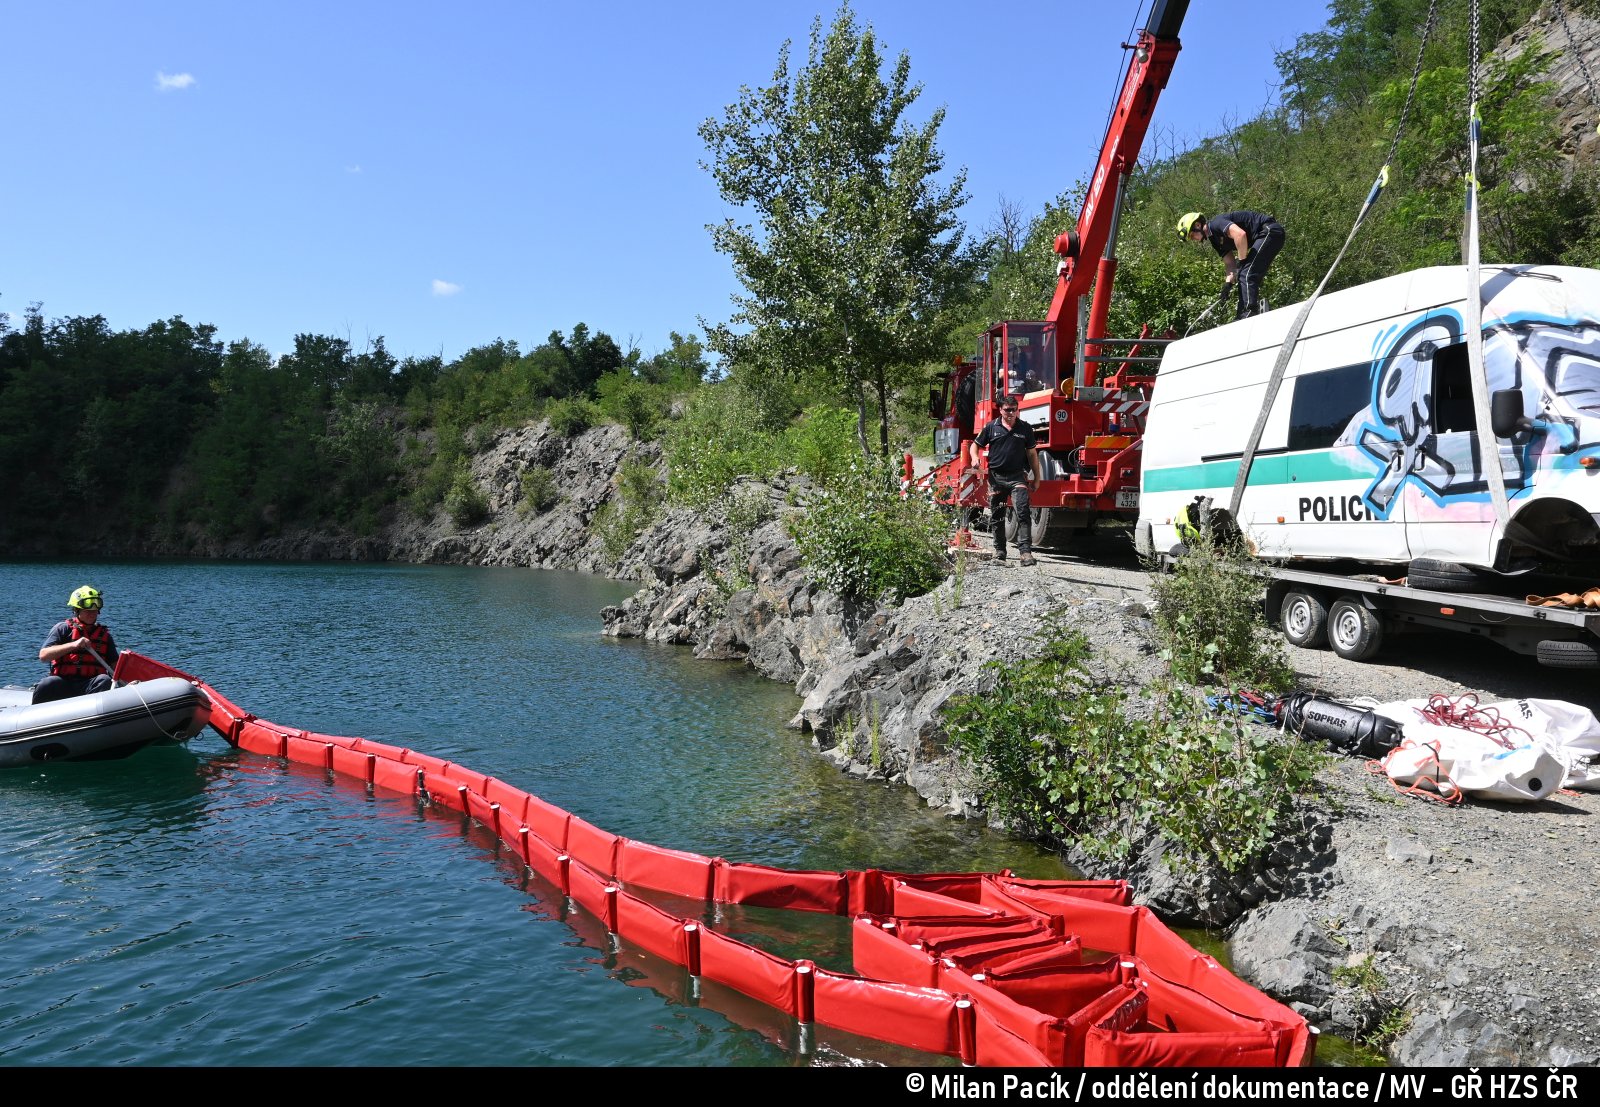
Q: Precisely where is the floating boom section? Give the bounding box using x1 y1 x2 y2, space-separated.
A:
115 649 1313 1068
1051 0 1186 388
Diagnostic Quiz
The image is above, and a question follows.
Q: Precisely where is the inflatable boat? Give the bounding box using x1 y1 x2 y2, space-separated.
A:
0 677 210 767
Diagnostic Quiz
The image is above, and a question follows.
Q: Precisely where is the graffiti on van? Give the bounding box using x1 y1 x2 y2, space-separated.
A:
1332 310 1600 515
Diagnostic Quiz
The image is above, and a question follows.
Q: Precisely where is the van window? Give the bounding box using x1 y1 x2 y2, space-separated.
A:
1430 341 1474 433
1287 363 1371 451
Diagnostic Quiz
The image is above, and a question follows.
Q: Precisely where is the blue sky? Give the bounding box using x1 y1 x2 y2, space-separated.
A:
1 1 1337 365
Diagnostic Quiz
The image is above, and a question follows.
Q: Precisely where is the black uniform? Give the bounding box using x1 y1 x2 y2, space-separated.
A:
973 416 1038 556
1207 211 1284 320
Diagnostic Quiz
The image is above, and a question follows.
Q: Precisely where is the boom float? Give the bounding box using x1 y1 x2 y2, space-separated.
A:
115 649 1314 1067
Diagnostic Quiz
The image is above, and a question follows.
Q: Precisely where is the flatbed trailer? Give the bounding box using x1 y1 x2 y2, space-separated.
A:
1260 566 1600 669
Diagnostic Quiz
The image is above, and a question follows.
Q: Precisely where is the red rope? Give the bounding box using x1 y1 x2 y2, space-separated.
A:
1417 693 1530 750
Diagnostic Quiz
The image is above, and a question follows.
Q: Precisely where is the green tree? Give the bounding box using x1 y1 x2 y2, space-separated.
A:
699 2 978 460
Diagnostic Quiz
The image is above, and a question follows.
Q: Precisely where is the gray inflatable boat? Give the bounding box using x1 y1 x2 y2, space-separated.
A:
0 677 210 767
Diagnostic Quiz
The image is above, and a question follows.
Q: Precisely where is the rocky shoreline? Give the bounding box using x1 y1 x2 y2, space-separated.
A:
74 420 1600 1066
598 473 1600 1068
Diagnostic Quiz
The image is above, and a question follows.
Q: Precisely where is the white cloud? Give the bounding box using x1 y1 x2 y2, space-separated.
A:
431 279 462 297
345 164 363 174
155 72 196 92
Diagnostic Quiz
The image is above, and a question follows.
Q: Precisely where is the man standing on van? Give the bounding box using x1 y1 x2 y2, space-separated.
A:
968 396 1042 566
1178 211 1285 320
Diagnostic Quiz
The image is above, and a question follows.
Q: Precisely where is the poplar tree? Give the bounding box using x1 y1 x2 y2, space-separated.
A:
699 3 977 460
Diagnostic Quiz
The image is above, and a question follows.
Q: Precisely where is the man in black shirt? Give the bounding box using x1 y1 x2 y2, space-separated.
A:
1179 210 1285 320
968 396 1042 566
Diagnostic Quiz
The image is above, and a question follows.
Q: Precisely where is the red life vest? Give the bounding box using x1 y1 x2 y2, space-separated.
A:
50 618 116 679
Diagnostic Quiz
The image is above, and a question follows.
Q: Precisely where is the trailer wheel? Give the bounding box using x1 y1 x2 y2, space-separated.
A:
1006 506 1052 547
1327 598 1383 661
1280 591 1329 649
1407 558 1486 593
1535 639 1600 669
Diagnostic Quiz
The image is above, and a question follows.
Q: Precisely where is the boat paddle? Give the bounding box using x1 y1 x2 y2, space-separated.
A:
81 641 121 688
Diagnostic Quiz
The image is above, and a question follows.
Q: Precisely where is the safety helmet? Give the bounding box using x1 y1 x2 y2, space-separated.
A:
1176 212 1205 241
68 585 103 611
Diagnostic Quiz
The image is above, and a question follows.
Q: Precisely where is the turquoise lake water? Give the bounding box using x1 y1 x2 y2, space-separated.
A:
0 560 1073 1066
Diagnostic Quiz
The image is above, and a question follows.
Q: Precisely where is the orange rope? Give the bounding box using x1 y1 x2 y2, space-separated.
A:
1367 741 1464 805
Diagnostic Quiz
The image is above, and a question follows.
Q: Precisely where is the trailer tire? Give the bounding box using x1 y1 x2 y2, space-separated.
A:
1280 591 1329 649
1535 639 1600 669
1327 598 1384 661
1407 558 1486 593
1006 506 1052 547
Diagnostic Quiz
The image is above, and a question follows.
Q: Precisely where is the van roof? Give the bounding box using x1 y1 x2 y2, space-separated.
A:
1160 264 1600 375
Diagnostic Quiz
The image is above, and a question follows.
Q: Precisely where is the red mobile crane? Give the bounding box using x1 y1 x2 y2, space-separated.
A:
927 0 1188 549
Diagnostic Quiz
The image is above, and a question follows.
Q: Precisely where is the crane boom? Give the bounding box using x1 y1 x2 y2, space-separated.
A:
922 1 1188 551
1051 0 1188 387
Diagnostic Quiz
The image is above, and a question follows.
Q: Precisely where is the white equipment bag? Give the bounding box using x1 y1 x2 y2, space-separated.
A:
1366 697 1592 802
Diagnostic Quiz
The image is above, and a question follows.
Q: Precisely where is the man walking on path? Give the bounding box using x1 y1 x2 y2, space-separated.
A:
1179 210 1285 320
968 396 1042 566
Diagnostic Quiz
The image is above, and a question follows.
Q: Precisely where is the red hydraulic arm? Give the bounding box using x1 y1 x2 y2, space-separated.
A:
1050 0 1188 390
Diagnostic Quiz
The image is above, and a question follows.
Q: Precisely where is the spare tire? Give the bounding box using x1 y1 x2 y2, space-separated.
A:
1407 558 1487 593
1536 639 1600 669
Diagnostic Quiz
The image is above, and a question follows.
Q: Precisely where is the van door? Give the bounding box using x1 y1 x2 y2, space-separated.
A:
1400 323 1505 566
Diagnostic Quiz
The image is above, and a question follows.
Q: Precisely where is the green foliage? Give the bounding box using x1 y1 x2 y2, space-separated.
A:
664 381 786 505
700 484 774 604
595 371 664 440
788 459 948 603
545 396 600 438
945 623 1325 873
323 396 399 516
594 456 665 560
1146 529 1294 693
637 330 711 388
783 405 860 486
444 465 489 527
699 2 979 458
518 465 559 514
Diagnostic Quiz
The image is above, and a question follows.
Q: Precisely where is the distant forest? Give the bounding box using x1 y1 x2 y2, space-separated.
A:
4 0 1597 551
0 307 707 548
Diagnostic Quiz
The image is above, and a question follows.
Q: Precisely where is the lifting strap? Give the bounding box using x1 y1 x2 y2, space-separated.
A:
1463 0 1511 530
1228 0 1440 519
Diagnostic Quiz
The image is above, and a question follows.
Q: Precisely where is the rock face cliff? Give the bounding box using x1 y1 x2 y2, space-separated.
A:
1502 2 1600 170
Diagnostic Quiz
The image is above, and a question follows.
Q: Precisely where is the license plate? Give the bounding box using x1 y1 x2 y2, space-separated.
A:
1116 488 1139 509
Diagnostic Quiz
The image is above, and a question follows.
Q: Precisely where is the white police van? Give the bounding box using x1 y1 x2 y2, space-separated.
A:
1137 264 1600 577
1135 264 1600 665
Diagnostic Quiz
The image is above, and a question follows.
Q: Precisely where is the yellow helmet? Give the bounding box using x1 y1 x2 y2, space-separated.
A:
1177 212 1205 240
68 585 103 611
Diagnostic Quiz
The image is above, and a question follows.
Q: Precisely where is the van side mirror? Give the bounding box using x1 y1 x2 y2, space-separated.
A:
1490 389 1531 438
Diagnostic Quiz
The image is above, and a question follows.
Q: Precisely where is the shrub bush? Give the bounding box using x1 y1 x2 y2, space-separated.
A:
781 405 858 487
597 374 663 440
593 456 664 560
545 396 600 438
944 621 1325 873
1146 527 1294 693
663 383 783 506
444 466 489 527
788 460 948 604
519 465 559 514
